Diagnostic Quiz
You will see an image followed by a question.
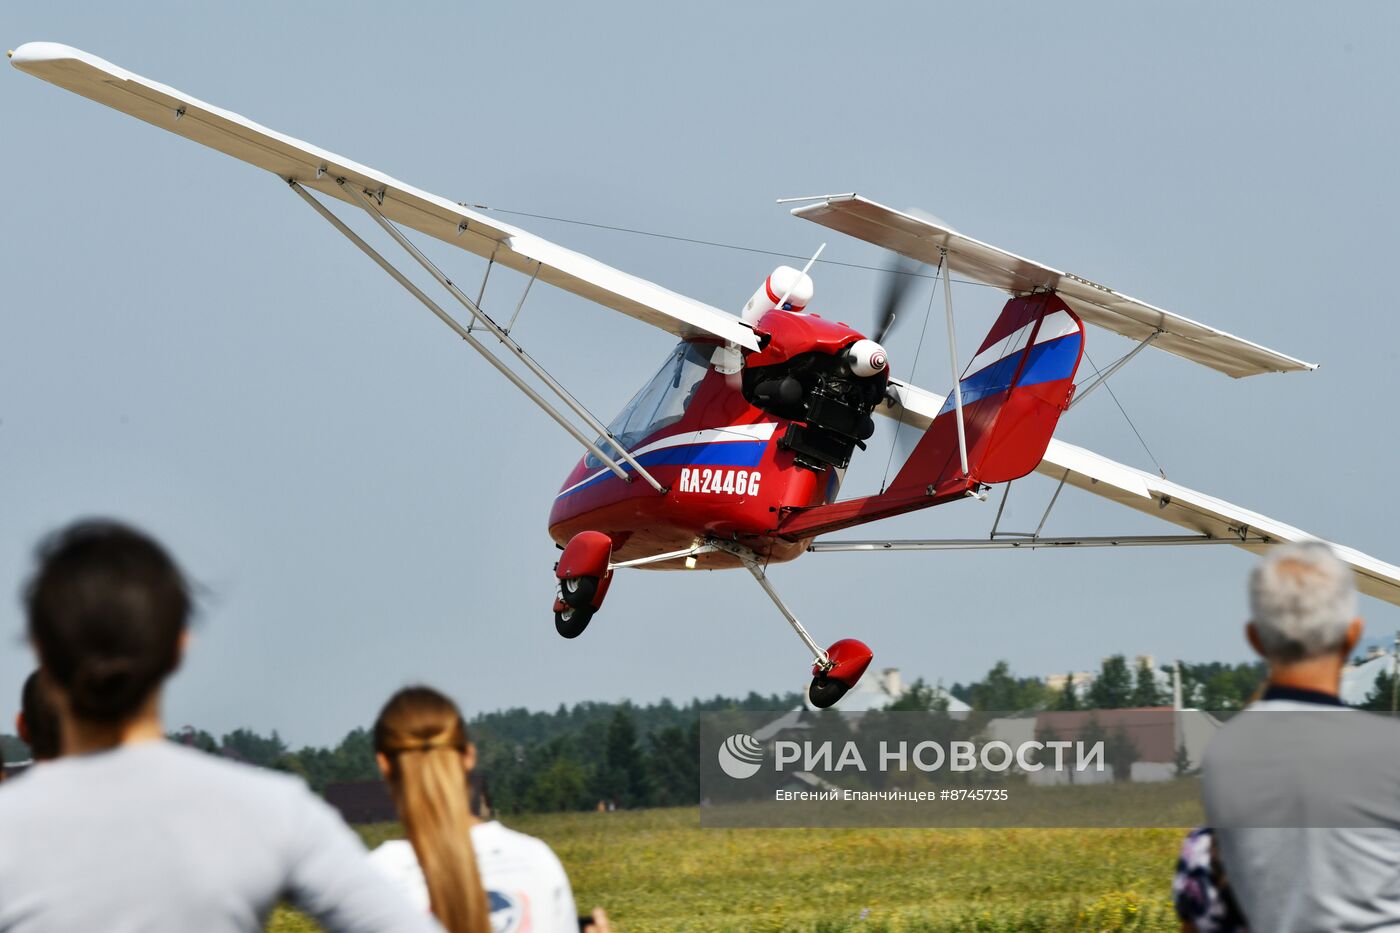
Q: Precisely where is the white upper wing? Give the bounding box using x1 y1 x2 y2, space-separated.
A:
10 42 759 352
885 379 1400 607
793 194 1313 378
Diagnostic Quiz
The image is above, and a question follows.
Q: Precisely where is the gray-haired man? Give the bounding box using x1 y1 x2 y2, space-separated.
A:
1203 541 1400 933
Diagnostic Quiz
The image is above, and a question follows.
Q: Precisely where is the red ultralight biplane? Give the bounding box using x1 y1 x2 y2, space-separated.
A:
14 43 1400 708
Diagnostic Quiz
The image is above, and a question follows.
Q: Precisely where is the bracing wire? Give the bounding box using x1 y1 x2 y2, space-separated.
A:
1082 348 1167 478
878 259 943 494
469 205 1005 290
473 203 1170 481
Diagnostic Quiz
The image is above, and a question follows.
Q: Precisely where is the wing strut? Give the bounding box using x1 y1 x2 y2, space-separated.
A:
288 180 663 492
808 534 1271 552
1068 330 1162 411
709 540 832 668
940 250 969 477
334 180 666 493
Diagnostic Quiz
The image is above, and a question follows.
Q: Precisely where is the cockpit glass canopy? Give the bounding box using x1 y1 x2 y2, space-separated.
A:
587 341 710 469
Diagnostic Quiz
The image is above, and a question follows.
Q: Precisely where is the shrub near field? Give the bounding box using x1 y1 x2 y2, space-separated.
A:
271 808 1184 932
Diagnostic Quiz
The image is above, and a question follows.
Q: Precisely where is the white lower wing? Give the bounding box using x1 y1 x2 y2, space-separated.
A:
884 379 1400 606
11 42 758 352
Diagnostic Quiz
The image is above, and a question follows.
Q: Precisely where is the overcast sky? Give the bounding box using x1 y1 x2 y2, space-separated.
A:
3 2 1397 746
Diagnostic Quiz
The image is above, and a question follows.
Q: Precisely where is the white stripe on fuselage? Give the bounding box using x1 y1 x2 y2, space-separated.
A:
959 309 1077 380
555 422 779 499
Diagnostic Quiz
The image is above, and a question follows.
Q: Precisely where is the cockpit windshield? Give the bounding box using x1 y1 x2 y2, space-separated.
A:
587 342 710 468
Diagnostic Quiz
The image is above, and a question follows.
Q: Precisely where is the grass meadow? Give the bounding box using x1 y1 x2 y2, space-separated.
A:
271 807 1185 932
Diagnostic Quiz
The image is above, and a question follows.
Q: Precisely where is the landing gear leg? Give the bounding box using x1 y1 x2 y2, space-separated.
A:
714 541 873 710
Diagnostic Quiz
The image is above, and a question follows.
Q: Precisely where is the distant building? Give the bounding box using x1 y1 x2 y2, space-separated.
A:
1343 648 1397 707
1044 671 1095 699
988 707 1223 784
751 667 1224 786
754 667 969 747
324 781 398 824
1045 654 1174 704
824 667 970 714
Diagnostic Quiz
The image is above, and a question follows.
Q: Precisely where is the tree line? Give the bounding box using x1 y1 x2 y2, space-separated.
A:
7 655 1398 811
872 651 1389 714
131 690 802 811
947 655 1270 712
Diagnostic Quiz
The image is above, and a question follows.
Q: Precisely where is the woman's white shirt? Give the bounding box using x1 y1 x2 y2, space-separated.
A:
369 821 578 933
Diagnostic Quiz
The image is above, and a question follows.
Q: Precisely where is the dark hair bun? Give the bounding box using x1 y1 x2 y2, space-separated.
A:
69 656 143 720
26 521 192 724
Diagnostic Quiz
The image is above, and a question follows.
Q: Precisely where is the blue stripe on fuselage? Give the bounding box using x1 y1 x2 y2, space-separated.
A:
556 439 767 500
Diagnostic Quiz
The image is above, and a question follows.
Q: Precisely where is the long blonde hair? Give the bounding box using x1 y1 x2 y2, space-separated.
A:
374 686 490 933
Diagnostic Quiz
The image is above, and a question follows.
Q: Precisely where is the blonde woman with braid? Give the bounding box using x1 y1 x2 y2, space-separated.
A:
369 686 601 933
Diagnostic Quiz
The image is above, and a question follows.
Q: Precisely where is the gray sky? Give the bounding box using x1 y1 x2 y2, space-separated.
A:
4 2 1397 746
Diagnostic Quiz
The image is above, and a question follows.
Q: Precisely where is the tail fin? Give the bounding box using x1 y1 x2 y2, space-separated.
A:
890 293 1083 491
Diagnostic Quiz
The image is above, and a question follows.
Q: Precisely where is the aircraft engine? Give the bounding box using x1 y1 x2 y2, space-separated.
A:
743 336 889 472
739 267 890 472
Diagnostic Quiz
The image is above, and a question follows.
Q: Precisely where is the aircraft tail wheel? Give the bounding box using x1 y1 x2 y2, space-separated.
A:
554 603 595 639
560 575 599 609
808 675 850 709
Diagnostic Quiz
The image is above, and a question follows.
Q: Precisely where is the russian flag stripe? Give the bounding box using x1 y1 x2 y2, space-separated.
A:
556 439 767 500
938 333 1082 415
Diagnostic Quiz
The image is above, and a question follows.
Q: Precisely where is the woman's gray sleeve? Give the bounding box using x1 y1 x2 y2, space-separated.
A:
282 786 441 933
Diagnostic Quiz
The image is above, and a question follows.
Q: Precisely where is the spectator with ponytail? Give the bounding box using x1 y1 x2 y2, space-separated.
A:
0 520 435 933
370 686 596 933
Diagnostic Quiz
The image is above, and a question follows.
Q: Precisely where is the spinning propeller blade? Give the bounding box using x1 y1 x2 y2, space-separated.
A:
874 256 919 344
872 209 955 344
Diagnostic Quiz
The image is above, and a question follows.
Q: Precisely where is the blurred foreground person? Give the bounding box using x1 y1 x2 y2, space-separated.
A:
369 686 592 933
16 670 62 763
1203 541 1400 933
0 520 436 933
1172 827 1247 933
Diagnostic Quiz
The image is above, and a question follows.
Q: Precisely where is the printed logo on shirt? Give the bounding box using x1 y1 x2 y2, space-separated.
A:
489 889 525 932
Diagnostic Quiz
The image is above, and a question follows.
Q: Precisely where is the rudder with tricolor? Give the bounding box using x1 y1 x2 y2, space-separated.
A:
890 293 1084 490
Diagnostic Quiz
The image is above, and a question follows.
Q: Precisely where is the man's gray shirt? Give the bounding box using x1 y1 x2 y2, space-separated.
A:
1203 699 1400 933
0 741 437 933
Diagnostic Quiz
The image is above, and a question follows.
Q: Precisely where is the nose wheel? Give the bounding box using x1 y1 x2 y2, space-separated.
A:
808 676 850 709
711 540 875 710
554 600 594 639
560 575 599 609
806 637 875 708
553 532 614 640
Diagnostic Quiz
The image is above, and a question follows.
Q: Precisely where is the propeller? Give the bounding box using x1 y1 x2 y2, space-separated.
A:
871 210 959 477
873 208 958 344
873 256 920 344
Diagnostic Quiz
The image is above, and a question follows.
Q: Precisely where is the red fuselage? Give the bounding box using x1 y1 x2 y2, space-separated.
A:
547 310 871 569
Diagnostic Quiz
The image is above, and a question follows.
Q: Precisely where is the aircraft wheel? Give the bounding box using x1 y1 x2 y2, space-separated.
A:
555 604 595 639
808 675 851 710
560 575 598 610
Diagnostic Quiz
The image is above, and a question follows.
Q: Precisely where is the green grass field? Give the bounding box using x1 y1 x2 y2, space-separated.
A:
271 808 1185 932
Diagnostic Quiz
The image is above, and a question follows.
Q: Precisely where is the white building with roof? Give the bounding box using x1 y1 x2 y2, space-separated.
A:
815 667 971 714
752 668 970 742
1343 647 1396 707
